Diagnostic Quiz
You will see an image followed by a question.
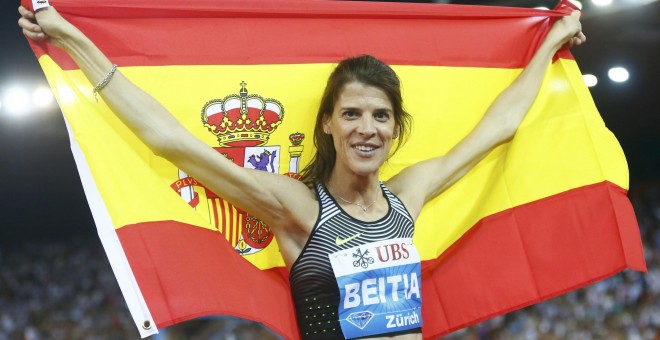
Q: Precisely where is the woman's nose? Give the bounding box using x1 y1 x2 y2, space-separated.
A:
357 115 376 136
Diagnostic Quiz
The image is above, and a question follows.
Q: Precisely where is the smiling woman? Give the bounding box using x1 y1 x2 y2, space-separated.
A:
16 2 596 339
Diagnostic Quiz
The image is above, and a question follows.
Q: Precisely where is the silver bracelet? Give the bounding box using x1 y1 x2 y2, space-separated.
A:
93 64 118 101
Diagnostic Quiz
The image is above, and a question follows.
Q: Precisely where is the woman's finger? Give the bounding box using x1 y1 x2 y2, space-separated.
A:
18 6 35 20
572 32 586 46
577 32 587 43
22 28 46 41
18 16 42 33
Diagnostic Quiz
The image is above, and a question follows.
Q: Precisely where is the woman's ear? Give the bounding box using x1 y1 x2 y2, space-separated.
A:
393 124 400 139
322 114 332 135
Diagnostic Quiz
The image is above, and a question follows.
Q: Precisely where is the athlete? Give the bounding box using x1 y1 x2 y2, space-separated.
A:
19 4 585 339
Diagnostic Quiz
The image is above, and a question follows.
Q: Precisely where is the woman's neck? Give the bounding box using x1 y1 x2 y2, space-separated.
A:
326 171 381 203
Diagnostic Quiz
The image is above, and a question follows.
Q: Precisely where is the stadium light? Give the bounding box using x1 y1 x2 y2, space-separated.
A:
582 74 598 87
3 86 30 117
33 86 54 108
608 67 629 83
591 0 613 6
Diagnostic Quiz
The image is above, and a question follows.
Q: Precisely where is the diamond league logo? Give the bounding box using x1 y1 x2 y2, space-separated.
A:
346 310 375 330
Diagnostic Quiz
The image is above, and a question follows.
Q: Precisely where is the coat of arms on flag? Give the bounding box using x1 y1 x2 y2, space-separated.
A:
170 82 306 255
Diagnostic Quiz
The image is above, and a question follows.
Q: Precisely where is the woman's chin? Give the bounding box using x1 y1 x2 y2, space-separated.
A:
347 162 384 178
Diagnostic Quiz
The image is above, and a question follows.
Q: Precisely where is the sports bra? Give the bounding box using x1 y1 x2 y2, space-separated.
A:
289 183 421 339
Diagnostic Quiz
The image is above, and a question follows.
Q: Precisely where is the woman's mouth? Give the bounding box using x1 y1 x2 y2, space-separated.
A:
352 144 378 153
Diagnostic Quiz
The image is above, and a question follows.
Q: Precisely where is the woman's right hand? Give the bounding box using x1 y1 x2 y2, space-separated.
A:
545 10 586 50
18 5 76 49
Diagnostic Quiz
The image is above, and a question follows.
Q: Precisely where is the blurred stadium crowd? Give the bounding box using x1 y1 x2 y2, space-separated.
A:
1 181 658 339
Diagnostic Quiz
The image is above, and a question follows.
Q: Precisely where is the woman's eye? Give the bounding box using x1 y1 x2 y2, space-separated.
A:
375 111 390 121
343 111 358 119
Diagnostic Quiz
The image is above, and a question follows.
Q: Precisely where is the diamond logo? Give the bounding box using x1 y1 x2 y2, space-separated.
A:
346 311 375 329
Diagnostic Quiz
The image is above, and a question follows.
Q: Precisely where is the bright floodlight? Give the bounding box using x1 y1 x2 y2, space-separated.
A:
583 74 598 87
3 87 30 116
534 6 550 10
33 86 54 108
608 67 630 83
592 0 613 6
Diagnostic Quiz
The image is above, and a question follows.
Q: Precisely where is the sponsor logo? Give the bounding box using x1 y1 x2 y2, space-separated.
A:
346 311 374 330
352 248 375 269
335 232 361 246
375 242 410 262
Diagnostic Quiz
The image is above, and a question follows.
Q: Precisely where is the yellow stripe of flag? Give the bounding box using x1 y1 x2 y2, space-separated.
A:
40 56 627 266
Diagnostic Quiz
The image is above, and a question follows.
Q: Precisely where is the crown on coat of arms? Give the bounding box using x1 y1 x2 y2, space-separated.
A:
201 82 284 147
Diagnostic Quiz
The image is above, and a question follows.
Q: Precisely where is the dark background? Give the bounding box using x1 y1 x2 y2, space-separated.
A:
0 0 658 244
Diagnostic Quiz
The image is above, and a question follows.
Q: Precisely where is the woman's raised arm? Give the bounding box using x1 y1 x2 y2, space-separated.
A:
18 6 318 235
387 11 586 220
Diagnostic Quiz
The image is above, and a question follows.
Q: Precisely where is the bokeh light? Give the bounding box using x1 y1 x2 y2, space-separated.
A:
608 67 630 83
592 0 613 6
3 86 30 116
33 86 54 108
582 74 598 87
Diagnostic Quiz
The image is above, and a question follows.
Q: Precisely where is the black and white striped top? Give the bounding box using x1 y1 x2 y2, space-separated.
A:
289 182 416 339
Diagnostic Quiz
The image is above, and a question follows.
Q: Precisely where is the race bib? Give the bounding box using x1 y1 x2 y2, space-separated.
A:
329 238 422 339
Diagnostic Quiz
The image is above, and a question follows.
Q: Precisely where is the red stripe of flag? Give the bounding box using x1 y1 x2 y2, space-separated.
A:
28 0 574 70
116 181 645 339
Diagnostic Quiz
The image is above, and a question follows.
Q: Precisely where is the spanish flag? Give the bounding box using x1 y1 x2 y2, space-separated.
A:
24 0 646 338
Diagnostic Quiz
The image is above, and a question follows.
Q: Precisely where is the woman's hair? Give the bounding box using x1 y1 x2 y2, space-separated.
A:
300 55 412 187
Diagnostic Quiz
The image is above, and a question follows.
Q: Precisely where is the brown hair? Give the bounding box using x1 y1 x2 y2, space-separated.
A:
300 55 412 187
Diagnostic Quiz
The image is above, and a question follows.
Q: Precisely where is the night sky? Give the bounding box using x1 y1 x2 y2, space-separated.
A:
1 0 658 244
1 2 96 243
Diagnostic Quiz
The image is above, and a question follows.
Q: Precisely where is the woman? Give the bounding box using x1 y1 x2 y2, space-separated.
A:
19 4 585 339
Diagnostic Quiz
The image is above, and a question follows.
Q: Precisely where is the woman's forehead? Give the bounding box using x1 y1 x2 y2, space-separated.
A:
335 82 392 110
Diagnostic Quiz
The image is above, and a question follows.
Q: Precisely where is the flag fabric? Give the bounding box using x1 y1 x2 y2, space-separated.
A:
24 0 646 338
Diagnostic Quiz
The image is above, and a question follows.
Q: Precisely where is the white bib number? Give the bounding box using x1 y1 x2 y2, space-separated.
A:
329 238 422 339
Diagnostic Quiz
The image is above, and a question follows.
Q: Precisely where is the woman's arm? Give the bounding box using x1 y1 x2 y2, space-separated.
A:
18 6 318 232
387 11 585 220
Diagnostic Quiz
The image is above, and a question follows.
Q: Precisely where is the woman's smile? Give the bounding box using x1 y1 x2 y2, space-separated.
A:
352 143 378 154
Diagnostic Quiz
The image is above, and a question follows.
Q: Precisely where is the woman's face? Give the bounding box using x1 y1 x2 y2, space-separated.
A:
323 81 397 178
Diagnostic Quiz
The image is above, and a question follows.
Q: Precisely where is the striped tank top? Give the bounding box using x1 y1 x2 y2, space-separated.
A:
289 182 418 339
